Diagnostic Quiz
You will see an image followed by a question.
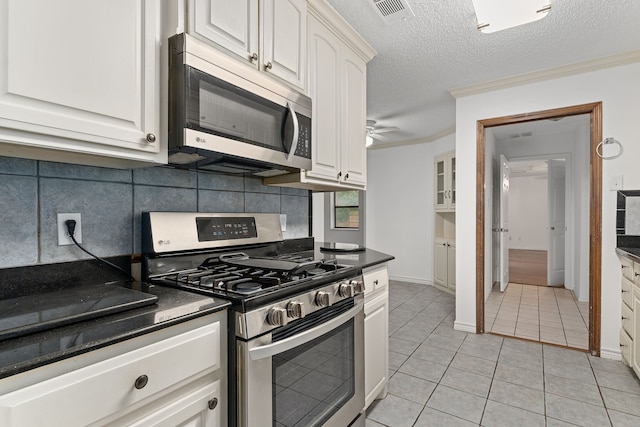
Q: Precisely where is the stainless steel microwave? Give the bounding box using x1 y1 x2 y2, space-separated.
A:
168 33 312 176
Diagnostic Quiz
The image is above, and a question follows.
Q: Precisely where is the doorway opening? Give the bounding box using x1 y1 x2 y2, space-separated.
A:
475 102 602 356
487 151 591 349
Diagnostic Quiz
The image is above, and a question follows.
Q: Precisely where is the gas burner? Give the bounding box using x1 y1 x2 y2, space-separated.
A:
235 281 263 293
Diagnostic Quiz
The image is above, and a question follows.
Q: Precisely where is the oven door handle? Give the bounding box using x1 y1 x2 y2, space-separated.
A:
249 301 363 361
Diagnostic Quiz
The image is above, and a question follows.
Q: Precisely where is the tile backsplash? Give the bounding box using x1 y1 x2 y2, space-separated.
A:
617 190 640 236
0 156 309 269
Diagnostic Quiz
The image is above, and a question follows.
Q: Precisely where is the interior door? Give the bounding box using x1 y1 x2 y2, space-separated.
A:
492 158 501 288
499 155 510 292
547 159 566 286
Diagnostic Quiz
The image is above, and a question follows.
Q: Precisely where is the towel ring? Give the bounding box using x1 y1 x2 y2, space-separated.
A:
595 137 623 160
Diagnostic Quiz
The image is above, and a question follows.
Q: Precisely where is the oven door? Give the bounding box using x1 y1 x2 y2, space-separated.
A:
237 298 364 427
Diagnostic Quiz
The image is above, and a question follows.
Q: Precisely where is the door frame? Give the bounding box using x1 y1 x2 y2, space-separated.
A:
475 102 602 356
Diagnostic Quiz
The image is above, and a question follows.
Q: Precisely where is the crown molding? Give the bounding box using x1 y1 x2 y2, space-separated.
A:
450 50 640 98
307 0 377 62
368 126 455 150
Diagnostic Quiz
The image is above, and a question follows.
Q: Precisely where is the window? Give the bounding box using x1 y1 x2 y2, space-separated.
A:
334 191 359 229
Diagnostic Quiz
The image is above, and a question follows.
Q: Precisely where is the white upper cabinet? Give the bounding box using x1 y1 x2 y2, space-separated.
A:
263 1 375 191
435 151 456 211
305 27 367 188
189 0 306 91
0 0 165 168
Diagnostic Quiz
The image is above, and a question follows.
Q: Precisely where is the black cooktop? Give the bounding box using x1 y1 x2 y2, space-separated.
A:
0 284 158 342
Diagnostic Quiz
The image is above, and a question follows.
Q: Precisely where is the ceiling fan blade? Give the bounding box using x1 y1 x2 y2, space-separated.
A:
371 126 399 135
371 132 392 141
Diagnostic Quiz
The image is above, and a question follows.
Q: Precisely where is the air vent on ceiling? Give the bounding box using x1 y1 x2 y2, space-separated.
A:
372 0 415 24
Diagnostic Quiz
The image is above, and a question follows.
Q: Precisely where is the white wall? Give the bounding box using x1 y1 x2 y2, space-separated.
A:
509 175 549 250
455 61 640 358
366 133 455 283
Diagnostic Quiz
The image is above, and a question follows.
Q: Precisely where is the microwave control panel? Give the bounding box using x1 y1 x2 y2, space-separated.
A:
294 123 311 159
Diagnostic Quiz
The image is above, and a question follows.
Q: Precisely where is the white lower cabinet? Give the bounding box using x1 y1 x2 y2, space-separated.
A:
363 264 389 409
618 253 640 377
434 239 455 293
0 312 226 427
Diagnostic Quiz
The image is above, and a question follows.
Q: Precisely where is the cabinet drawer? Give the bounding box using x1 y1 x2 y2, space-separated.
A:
622 277 633 308
363 265 389 294
622 302 633 337
129 380 221 427
0 322 220 427
621 256 634 281
620 329 632 366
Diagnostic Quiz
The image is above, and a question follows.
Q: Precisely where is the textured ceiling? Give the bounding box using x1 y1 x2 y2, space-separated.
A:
326 0 640 145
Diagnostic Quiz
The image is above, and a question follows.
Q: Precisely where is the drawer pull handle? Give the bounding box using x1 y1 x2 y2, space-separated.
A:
373 279 379 285
635 272 639 277
208 397 218 410
134 374 149 389
622 316 628 320
622 290 629 293
621 343 626 347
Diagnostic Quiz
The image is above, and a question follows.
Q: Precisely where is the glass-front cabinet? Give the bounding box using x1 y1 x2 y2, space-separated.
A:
434 151 456 211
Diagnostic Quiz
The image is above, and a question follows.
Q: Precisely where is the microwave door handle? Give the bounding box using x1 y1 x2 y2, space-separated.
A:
285 101 299 162
248 301 363 361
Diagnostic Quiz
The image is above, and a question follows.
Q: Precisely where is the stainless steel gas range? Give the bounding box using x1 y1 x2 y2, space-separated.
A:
141 212 365 427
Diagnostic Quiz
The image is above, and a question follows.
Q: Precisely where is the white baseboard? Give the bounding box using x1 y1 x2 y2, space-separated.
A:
599 347 622 361
388 275 432 285
454 320 476 333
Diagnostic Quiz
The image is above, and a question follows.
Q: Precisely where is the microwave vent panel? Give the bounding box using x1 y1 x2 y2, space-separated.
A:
372 0 415 24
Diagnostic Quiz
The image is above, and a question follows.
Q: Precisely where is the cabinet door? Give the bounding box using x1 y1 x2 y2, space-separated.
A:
0 0 160 159
434 157 447 210
434 241 447 286
632 285 640 378
448 155 456 209
447 243 456 291
261 0 306 90
364 291 388 408
190 0 258 64
340 47 367 187
306 17 340 182
129 381 221 427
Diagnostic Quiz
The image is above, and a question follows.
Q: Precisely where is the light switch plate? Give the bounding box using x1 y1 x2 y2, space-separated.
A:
609 175 623 191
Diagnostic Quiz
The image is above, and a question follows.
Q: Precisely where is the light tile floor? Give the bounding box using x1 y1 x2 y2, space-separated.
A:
485 283 589 349
365 281 640 427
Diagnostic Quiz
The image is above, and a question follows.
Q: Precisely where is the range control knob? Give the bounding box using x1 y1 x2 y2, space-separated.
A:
267 307 288 326
338 282 356 298
315 291 331 307
350 279 364 293
287 301 306 319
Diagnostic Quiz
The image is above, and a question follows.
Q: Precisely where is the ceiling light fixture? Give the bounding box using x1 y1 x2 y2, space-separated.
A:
472 0 551 33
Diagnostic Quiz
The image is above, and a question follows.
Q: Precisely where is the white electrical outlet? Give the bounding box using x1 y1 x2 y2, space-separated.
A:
57 213 82 245
280 214 287 232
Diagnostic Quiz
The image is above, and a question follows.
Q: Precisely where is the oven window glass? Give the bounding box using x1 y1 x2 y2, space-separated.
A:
272 320 355 427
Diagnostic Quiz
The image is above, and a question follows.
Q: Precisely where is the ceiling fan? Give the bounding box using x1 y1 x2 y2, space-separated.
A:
366 120 399 145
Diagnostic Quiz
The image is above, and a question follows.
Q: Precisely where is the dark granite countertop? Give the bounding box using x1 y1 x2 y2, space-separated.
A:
616 247 640 262
0 241 391 381
313 243 395 269
0 284 229 380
